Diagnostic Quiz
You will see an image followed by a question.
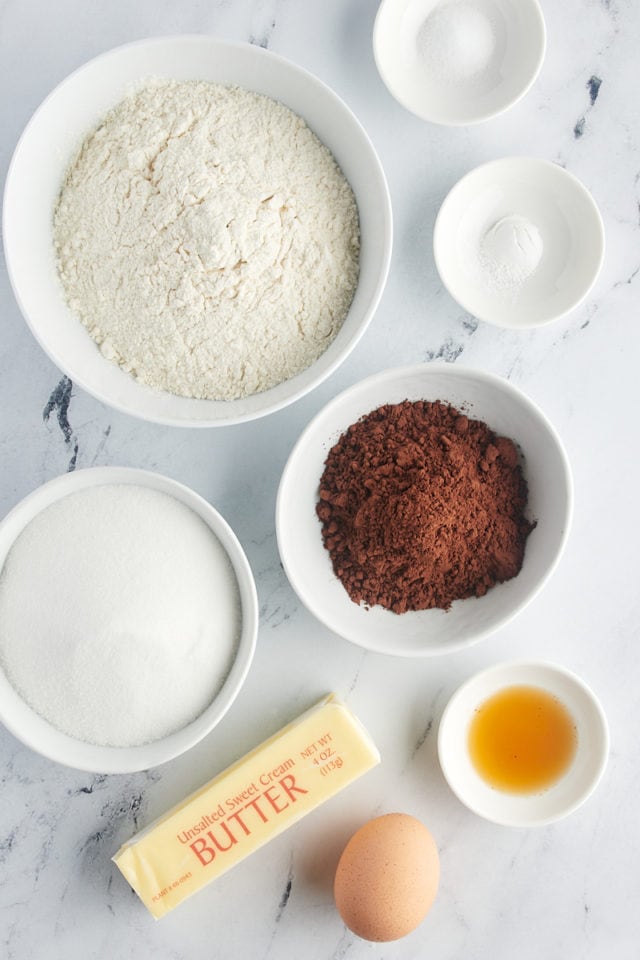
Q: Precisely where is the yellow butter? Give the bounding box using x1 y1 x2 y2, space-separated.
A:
113 695 380 918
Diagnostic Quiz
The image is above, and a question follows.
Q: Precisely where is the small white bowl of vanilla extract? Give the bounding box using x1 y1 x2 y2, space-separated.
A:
437 661 609 827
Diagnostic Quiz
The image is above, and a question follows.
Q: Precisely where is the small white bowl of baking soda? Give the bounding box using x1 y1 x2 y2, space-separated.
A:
433 157 605 328
373 0 546 125
0 468 258 773
3 35 392 427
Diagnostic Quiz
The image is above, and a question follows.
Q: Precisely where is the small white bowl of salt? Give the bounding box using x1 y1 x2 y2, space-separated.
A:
433 157 605 328
373 0 546 125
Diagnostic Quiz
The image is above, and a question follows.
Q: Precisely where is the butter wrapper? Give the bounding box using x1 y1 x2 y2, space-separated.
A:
113 695 380 918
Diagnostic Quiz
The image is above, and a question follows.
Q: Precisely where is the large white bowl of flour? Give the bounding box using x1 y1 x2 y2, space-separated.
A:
3 36 392 426
0 467 258 772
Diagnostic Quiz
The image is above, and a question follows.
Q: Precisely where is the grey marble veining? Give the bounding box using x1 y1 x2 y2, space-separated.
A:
1 1 640 957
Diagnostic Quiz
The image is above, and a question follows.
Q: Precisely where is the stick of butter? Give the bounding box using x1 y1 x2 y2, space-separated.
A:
113 695 380 918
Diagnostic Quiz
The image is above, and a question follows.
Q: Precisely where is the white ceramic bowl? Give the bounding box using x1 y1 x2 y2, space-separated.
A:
3 35 392 427
0 467 258 772
373 0 545 125
433 157 605 328
437 661 609 826
276 364 572 657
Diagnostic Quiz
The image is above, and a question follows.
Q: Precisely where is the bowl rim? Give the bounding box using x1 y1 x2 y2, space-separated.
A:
433 155 606 328
276 362 574 657
0 466 259 772
437 659 610 826
372 0 547 126
2 34 393 428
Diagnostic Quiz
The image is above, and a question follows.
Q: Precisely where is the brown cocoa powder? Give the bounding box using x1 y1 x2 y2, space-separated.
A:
316 399 535 613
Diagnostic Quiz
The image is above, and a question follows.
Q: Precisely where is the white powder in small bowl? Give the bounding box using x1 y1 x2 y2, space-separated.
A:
0 484 241 748
478 215 544 293
416 0 496 85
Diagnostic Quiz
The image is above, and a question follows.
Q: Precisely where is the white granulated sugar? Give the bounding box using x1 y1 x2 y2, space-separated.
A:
54 80 360 401
0 485 241 748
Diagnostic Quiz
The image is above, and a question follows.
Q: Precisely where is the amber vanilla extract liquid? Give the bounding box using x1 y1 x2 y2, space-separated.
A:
468 685 578 794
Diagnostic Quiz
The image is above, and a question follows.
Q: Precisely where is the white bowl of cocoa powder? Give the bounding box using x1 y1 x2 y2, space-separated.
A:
276 363 572 656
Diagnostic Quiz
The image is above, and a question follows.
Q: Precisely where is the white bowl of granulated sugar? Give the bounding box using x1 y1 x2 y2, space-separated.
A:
0 468 258 773
3 36 392 427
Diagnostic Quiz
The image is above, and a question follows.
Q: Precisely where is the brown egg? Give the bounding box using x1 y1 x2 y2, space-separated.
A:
334 813 439 942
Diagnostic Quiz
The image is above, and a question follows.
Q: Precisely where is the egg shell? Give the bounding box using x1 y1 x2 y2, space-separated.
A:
334 812 440 942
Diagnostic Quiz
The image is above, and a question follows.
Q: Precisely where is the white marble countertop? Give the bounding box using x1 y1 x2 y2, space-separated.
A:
1 1 639 957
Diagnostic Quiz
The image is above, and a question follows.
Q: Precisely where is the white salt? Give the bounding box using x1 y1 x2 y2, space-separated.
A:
0 484 241 748
417 0 496 84
478 215 544 293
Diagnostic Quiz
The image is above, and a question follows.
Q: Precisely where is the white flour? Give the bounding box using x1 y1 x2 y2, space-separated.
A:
54 80 360 401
